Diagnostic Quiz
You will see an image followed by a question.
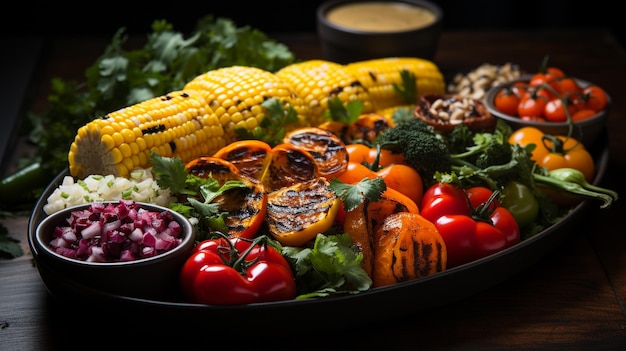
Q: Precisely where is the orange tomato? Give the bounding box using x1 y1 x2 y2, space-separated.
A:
508 126 594 182
345 143 405 167
336 161 423 206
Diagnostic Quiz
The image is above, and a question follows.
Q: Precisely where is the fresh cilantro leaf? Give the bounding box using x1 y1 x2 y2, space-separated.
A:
149 152 191 195
393 69 418 105
235 98 299 146
323 97 363 124
282 233 372 299
329 177 386 212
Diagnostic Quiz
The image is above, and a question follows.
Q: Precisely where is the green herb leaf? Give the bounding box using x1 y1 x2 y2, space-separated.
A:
235 98 299 146
282 233 372 298
329 177 386 212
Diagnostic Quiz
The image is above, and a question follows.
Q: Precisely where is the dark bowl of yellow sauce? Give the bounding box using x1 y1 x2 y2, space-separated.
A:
317 0 443 64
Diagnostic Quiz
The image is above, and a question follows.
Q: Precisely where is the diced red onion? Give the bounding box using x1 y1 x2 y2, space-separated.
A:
46 200 183 262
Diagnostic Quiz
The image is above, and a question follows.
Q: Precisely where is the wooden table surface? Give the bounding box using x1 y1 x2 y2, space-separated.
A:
1 29 625 350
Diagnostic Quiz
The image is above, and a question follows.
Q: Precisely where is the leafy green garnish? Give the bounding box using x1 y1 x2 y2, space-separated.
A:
282 233 372 298
393 69 418 105
329 177 386 212
149 152 247 241
323 97 364 124
234 98 299 146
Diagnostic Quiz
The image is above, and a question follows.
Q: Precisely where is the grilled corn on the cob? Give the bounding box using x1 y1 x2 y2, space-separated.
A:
275 60 374 127
184 65 310 137
344 57 446 111
68 90 224 179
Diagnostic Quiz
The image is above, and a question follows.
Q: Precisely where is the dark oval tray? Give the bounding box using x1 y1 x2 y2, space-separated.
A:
27 132 610 333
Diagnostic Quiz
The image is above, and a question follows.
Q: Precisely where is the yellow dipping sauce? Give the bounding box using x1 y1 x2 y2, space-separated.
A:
326 2 436 32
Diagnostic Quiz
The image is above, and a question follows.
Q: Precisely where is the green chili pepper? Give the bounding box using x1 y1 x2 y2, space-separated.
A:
533 167 618 209
501 180 539 228
0 162 50 208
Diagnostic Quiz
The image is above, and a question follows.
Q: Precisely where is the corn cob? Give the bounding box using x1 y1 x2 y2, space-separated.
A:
275 60 374 127
184 66 310 137
344 57 446 111
68 90 225 179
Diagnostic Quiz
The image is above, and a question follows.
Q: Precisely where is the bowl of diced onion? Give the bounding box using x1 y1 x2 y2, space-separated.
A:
31 200 195 299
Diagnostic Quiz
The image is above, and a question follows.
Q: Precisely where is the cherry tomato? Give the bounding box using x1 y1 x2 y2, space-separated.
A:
517 91 548 119
553 76 582 96
529 66 565 87
582 85 608 111
571 108 597 122
520 115 547 122
494 87 521 116
508 126 595 182
421 183 520 268
345 143 405 167
544 98 577 122
465 186 500 208
337 161 423 206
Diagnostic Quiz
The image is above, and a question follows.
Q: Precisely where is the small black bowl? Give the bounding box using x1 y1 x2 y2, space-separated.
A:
316 0 443 64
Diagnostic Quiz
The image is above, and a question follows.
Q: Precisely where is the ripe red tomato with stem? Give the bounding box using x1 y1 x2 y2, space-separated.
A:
420 183 520 268
553 76 582 96
583 85 608 111
571 108 597 122
517 90 548 119
544 97 578 122
494 87 521 116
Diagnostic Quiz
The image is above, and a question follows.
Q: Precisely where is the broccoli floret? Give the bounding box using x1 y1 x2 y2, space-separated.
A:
375 118 452 187
475 141 513 169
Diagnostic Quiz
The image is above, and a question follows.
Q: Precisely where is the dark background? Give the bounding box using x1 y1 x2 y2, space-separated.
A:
4 1 623 46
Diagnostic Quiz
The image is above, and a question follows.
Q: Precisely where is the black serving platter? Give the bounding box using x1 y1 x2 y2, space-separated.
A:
27 132 610 333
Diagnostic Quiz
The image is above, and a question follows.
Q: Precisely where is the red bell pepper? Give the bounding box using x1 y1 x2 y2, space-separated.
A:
179 234 297 305
420 183 520 268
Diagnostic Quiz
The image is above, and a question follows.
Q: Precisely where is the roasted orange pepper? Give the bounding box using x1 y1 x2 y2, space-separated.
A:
373 212 447 287
343 186 420 277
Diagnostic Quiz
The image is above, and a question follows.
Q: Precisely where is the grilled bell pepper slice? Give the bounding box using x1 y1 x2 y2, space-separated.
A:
266 177 340 247
180 234 296 305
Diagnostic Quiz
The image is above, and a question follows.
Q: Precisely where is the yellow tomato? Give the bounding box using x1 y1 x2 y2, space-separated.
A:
508 126 594 182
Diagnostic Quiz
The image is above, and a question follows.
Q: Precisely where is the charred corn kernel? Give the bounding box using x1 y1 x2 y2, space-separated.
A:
69 90 225 179
344 57 446 111
185 66 310 139
275 60 374 127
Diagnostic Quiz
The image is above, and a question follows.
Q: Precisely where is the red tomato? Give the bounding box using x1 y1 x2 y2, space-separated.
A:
180 236 297 305
517 91 548 119
520 115 547 122
465 186 501 208
529 66 565 87
421 183 520 268
583 85 608 111
544 98 578 122
494 88 521 116
571 108 597 122
553 76 582 96
420 182 470 224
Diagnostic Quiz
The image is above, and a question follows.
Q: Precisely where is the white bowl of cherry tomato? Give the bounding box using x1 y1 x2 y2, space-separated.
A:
484 71 610 147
